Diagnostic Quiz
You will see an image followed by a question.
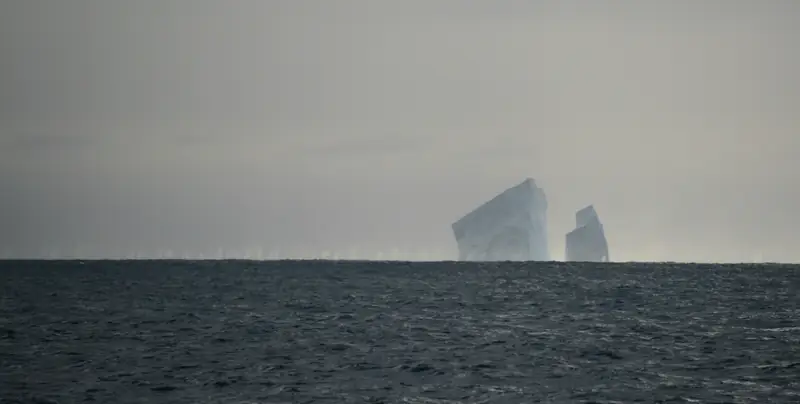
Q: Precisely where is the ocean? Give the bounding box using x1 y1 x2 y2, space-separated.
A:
1 260 798 403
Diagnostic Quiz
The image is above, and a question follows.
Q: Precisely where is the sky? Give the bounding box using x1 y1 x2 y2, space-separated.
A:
1 0 799 262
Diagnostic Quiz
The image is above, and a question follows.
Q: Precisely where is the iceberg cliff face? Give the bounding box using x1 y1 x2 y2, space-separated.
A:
452 178 549 261
565 205 609 262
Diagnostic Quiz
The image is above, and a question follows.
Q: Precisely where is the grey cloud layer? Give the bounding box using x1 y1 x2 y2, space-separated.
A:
2 1 799 261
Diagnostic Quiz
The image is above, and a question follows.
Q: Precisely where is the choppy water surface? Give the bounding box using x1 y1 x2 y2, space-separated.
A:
1 260 799 403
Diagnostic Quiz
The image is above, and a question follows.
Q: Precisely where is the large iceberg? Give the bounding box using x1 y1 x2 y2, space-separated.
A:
565 205 609 262
452 178 549 261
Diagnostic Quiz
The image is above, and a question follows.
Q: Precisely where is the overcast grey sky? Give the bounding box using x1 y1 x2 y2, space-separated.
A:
1 1 799 261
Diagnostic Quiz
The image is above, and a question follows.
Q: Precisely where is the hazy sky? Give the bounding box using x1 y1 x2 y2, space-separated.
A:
2 1 799 261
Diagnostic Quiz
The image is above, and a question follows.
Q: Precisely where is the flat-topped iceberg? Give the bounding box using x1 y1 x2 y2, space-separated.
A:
452 178 549 261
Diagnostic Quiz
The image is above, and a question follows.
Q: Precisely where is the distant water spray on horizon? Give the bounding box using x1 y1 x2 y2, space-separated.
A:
0 245 791 263
12 244 779 263
4 241 458 261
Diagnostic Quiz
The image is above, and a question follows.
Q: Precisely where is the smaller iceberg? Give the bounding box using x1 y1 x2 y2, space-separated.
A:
565 205 609 262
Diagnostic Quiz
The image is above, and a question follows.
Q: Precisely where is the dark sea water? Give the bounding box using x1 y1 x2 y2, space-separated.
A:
1 260 799 404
